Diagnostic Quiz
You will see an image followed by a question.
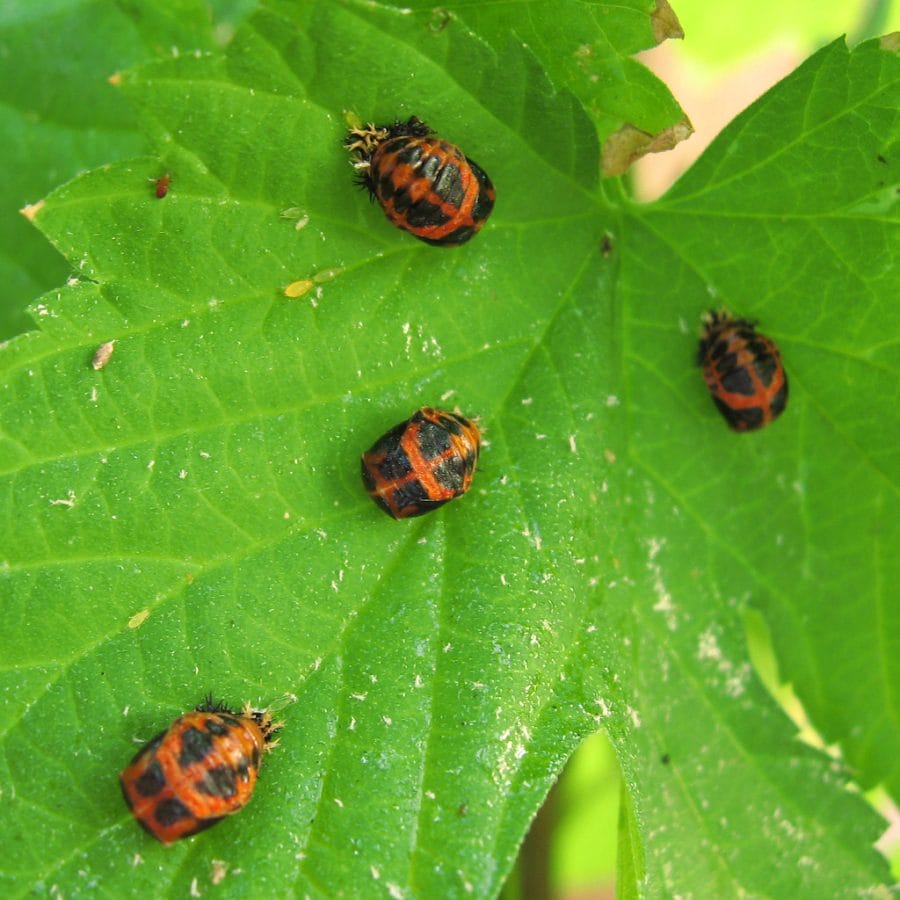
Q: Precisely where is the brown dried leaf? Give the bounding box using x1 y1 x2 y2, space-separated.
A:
602 118 694 177
651 0 685 44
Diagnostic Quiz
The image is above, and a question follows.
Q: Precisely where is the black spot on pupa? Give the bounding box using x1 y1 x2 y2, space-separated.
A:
392 480 439 514
134 759 166 798
196 765 238 799
715 397 763 430
154 796 193 826
417 419 453 459
404 197 449 228
720 366 755 396
179 726 214 768
204 717 231 737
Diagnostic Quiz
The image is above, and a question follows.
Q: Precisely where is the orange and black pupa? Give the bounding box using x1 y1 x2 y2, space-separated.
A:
361 407 481 518
345 117 495 246
119 698 281 844
698 310 788 432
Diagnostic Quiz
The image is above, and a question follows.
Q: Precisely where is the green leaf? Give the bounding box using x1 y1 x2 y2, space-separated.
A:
632 33 900 795
371 0 690 177
616 778 644 898
1 2 897 897
0 0 252 339
375 0 688 142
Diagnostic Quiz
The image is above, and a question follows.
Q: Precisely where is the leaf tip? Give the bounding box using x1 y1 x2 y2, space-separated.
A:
20 199 45 222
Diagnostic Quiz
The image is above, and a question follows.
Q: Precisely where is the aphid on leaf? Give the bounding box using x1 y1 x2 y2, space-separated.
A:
154 173 171 198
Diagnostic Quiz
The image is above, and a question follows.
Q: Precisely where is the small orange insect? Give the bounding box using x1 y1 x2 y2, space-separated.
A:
120 698 280 844
154 173 171 198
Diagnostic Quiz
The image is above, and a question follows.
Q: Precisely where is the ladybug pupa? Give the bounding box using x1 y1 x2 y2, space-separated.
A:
119 698 281 844
697 310 788 432
345 117 495 246
361 406 481 519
